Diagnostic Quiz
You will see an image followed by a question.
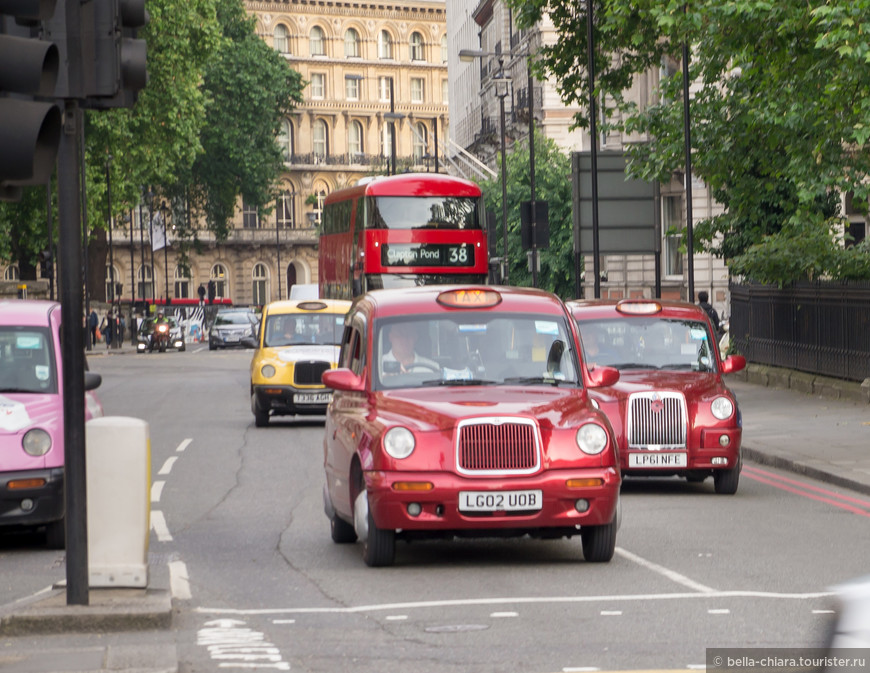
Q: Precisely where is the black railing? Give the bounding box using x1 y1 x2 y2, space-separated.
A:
729 280 870 381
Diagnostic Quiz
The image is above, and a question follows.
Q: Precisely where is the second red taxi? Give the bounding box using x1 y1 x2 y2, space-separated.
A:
322 286 622 566
569 299 746 494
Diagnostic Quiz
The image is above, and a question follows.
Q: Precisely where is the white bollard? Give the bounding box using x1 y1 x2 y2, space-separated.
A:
85 416 151 588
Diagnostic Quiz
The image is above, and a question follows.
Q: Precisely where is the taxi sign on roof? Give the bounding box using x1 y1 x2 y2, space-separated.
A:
616 299 662 315
436 289 501 308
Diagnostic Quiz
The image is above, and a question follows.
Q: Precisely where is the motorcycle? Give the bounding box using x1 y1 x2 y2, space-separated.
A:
149 321 171 353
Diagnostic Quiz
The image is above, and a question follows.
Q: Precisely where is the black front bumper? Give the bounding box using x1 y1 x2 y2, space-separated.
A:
253 385 332 416
0 467 64 529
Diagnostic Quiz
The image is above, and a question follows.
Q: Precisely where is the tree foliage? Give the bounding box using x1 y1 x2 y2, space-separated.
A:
479 130 579 299
509 0 870 284
1 0 303 275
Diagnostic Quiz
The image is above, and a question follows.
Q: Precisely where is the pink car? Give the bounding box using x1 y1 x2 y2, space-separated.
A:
0 300 103 547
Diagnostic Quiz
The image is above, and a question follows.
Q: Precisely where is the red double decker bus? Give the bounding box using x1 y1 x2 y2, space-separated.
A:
318 173 488 299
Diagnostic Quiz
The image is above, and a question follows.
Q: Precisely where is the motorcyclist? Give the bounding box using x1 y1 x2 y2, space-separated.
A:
150 310 171 352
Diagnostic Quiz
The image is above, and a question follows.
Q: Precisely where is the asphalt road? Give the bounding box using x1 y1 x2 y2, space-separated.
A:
4 346 869 673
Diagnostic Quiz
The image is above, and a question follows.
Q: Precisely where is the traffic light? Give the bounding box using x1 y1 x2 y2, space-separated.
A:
39 249 53 277
0 0 61 202
43 0 148 107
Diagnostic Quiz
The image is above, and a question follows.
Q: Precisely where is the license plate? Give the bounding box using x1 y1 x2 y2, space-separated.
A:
294 392 332 404
458 490 543 512
628 452 688 468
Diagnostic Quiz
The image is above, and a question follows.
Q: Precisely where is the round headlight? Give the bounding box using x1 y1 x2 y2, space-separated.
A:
576 423 608 455
261 364 276 378
23 429 52 457
383 427 415 459
711 396 734 420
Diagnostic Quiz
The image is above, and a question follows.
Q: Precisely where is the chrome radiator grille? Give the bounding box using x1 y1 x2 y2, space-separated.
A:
456 418 540 475
626 392 687 450
294 361 330 385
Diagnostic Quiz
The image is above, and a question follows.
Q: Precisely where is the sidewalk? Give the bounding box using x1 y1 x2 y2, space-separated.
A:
0 363 868 672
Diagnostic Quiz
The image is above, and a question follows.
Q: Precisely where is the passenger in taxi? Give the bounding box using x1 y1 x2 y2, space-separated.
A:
382 323 440 375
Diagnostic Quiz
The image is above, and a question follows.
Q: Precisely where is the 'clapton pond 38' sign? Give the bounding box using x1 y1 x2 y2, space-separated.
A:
381 243 475 267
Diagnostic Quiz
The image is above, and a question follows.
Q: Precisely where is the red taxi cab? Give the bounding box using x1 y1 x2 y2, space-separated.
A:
322 286 622 566
568 299 746 494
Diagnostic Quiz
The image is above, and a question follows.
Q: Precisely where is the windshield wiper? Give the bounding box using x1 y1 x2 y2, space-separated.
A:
421 378 496 387
501 376 566 387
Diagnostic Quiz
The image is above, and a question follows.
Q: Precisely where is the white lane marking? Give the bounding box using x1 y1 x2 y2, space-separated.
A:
385 615 408 621
158 456 178 475
615 547 717 593
562 668 600 672
490 611 518 618
151 480 165 503
272 619 296 625
150 510 173 542
600 610 622 616
708 608 730 614
194 589 833 616
176 438 193 452
170 560 192 600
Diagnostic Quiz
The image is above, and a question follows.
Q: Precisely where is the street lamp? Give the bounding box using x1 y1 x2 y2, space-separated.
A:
105 154 119 347
160 201 170 306
459 49 512 285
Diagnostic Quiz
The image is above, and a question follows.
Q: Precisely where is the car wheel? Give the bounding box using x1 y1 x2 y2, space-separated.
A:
354 490 395 567
685 470 708 483
330 512 357 544
713 461 740 495
45 519 65 550
209 341 216 351
581 515 617 563
254 405 269 427
179 341 186 352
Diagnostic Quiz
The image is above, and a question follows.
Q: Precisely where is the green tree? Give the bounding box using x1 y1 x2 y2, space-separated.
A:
509 0 870 284
479 130 578 299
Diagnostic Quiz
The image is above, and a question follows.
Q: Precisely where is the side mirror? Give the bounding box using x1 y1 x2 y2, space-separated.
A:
721 354 746 374
322 368 364 392
85 371 102 391
587 365 619 388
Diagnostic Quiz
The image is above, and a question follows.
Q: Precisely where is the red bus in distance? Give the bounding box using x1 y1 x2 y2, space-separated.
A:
318 173 489 300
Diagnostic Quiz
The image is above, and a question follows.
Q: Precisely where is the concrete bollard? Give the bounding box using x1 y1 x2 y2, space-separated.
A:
85 416 151 588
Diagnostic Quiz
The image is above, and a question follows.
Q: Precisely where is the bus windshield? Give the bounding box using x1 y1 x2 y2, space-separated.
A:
369 196 480 230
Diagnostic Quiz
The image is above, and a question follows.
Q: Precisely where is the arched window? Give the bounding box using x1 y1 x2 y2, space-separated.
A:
313 119 328 159
252 263 269 306
278 118 293 162
309 26 325 56
440 34 447 63
409 31 424 61
344 28 360 58
412 122 428 163
137 265 154 300
4 265 19 280
105 264 121 301
273 24 289 54
210 264 228 299
310 184 328 226
277 185 296 229
378 30 393 59
348 120 363 159
381 122 393 159
174 265 190 299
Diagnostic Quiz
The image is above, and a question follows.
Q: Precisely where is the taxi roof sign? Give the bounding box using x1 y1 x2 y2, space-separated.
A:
436 289 502 309
296 301 328 311
615 299 662 315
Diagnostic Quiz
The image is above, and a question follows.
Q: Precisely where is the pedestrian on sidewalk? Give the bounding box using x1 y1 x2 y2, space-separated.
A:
698 291 723 339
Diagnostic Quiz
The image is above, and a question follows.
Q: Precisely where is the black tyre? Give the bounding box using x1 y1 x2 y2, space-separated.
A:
45 519 65 550
330 512 357 543
354 491 394 567
581 516 617 563
714 462 740 495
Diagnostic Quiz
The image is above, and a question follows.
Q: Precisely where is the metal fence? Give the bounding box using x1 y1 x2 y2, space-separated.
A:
729 281 870 381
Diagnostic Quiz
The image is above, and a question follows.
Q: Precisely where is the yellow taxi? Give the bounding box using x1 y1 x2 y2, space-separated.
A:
248 299 351 426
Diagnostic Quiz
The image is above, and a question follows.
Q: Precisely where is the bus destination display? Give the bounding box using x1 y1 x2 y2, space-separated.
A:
381 243 475 267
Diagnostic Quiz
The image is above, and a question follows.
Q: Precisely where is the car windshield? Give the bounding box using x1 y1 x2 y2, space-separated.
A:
576 317 718 373
215 312 254 326
0 327 57 394
263 312 344 347
373 313 579 390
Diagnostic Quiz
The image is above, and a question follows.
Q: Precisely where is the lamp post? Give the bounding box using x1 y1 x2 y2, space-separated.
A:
346 73 404 176
275 194 283 300
160 201 170 306
105 154 117 346
146 189 154 309
459 49 513 285
129 207 136 345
